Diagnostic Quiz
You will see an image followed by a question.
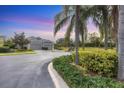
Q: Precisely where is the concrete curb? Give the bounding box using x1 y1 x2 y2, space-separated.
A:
48 62 69 88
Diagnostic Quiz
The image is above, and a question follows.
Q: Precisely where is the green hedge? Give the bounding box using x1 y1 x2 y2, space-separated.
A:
53 55 124 88
85 42 115 48
0 47 11 53
15 49 33 52
72 51 118 77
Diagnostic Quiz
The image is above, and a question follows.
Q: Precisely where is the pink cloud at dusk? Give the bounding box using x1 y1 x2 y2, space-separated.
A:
0 17 99 41
87 18 99 33
0 16 54 26
0 6 100 42
3 23 99 41
8 28 66 41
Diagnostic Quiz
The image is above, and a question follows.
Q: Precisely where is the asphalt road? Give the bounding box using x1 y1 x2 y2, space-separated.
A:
0 50 70 88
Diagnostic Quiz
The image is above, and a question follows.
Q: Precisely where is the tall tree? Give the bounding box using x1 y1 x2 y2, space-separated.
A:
118 5 124 80
111 5 119 51
75 5 80 64
12 32 30 50
90 5 109 50
54 5 90 64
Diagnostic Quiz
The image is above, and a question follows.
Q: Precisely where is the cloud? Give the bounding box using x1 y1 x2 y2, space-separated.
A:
0 16 99 41
6 28 66 41
0 16 54 26
1 25 98 41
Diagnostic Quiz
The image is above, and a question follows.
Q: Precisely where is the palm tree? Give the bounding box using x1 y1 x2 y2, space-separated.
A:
79 8 89 49
75 6 80 64
89 5 119 50
111 5 119 51
89 5 110 50
54 5 90 64
118 5 124 80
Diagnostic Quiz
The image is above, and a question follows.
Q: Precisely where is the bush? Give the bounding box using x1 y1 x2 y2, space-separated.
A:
15 49 26 52
4 40 15 49
27 49 33 51
72 51 117 77
53 55 124 88
15 49 33 52
0 47 11 53
85 42 115 48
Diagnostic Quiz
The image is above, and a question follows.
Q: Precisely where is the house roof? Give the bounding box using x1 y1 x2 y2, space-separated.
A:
28 36 53 43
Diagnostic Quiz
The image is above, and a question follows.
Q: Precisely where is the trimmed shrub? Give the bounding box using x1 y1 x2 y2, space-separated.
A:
0 47 11 53
15 49 26 52
72 51 118 77
53 55 124 88
15 49 33 52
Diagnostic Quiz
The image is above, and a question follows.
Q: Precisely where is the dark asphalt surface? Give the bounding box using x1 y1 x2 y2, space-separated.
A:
0 50 69 88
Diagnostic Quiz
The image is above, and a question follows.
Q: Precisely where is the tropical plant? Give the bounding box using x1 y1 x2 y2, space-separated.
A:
53 55 124 88
88 5 119 50
54 5 91 64
89 5 110 50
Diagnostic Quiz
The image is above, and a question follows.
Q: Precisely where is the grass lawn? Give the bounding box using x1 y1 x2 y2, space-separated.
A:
0 51 36 56
79 47 116 52
58 47 116 52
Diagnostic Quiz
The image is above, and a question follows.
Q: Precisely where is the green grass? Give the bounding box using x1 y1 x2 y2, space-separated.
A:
79 47 116 52
0 51 36 56
57 47 116 52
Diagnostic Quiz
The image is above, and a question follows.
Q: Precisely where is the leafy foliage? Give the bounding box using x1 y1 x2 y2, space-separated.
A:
4 39 15 49
55 38 74 50
72 50 117 77
0 47 11 53
0 37 4 47
12 32 30 50
87 32 101 47
54 6 90 47
53 55 124 88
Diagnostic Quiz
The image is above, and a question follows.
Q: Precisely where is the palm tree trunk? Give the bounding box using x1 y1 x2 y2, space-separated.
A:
118 5 124 80
115 6 119 52
81 31 85 50
112 5 119 52
104 20 109 50
75 5 80 65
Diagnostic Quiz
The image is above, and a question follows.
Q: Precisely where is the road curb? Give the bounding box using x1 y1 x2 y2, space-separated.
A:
48 62 69 88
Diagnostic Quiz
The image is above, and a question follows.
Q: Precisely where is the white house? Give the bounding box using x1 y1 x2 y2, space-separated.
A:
28 37 53 50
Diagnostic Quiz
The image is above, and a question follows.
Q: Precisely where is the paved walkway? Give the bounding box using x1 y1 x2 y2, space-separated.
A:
0 50 70 88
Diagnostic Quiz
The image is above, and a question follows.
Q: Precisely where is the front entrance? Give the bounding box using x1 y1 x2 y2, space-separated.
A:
42 47 48 50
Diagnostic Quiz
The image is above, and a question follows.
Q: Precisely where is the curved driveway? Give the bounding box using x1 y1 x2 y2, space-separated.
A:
0 50 70 88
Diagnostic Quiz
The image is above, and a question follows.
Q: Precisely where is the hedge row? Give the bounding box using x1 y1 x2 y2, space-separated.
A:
72 51 118 77
53 55 124 88
0 47 11 53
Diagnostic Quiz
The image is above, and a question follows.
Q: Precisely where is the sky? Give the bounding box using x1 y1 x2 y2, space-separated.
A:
0 5 98 41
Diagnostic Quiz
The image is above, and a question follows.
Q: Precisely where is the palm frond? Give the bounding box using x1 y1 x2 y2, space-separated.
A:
54 11 64 25
54 16 70 36
64 15 75 43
